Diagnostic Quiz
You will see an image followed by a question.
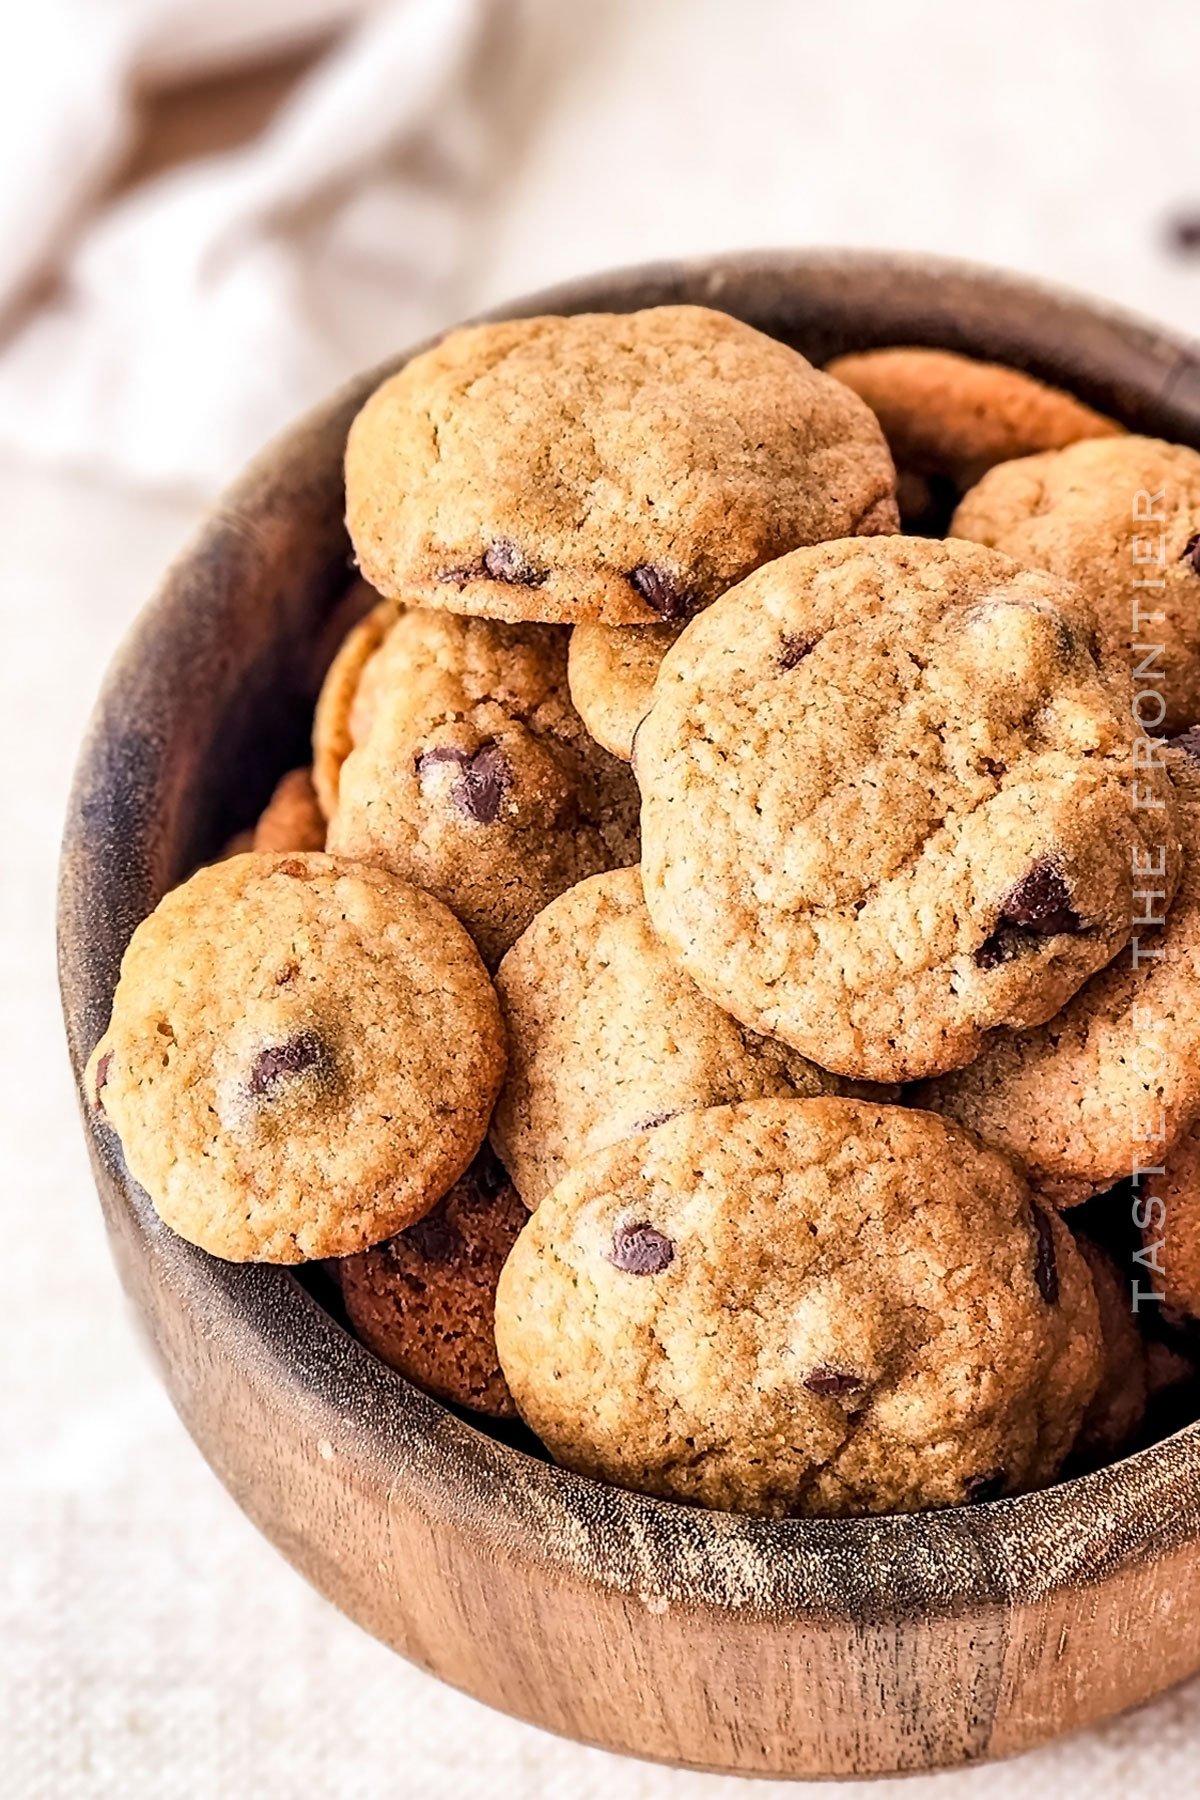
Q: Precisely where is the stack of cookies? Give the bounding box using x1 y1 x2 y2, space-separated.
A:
87 305 1200 1518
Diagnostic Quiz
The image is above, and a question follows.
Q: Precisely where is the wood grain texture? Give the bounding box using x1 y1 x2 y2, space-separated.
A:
58 251 1200 1779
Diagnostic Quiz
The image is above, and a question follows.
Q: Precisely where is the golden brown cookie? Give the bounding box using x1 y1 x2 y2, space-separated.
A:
85 852 506 1263
827 346 1120 529
566 622 682 761
312 595 404 818
495 1099 1102 1517
490 867 849 1208
339 1147 523 1417
327 609 640 967
952 436 1200 734
252 768 325 853
916 742 1200 1204
638 536 1178 1082
346 306 898 626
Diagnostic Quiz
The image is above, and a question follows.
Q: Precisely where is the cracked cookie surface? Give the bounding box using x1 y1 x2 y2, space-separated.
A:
345 305 898 626
85 852 506 1262
326 609 640 966
491 866 850 1208
916 742 1200 1201
339 1145 523 1416
637 536 1180 1082
952 435 1200 735
494 1098 1102 1517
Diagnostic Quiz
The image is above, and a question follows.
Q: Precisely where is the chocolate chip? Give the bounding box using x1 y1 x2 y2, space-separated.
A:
609 1221 675 1275
1183 534 1200 576
633 1111 676 1131
1003 864 1081 933
974 863 1083 967
628 564 696 623
248 1031 327 1098
963 1468 1007 1505
417 743 509 825
92 1049 113 1112
803 1367 864 1398
779 633 817 671
402 1199 461 1266
1167 726 1200 762
455 744 509 823
1031 1204 1060 1304
484 539 543 585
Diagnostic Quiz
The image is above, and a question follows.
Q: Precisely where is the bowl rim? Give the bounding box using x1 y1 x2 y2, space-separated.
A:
57 246 1200 1626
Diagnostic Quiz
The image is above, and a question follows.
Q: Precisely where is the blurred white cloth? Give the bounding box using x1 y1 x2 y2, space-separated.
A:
0 0 512 493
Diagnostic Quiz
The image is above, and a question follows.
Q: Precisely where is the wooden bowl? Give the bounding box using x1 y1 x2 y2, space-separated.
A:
58 251 1200 1779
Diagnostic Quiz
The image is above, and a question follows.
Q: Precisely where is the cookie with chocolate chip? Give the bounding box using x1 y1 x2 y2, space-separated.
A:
491 866 853 1208
253 768 326 852
339 1147 524 1416
346 306 898 627
326 608 640 966
916 741 1200 1203
494 1099 1102 1517
566 622 682 760
826 347 1120 532
638 536 1180 1082
952 435 1200 734
85 852 505 1262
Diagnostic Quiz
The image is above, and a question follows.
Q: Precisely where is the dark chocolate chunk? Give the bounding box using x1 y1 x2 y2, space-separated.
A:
974 863 1083 967
1183 534 1200 577
803 1367 864 1398
248 1030 327 1098
455 744 509 823
484 539 543 585
628 564 696 623
1001 865 1080 933
609 1221 675 1275
417 743 510 825
963 1468 1007 1505
1031 1204 1060 1304
779 633 817 671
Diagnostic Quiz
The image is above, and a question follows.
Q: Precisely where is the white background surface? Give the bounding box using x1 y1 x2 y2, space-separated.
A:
6 2 1200 1794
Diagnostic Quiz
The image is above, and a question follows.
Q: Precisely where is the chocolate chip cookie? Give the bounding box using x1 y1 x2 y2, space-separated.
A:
638 536 1178 1082
85 852 506 1262
567 622 682 761
491 866 850 1208
346 306 898 627
952 435 1200 734
494 1099 1102 1517
339 1146 523 1416
326 608 640 967
827 346 1120 532
916 740 1200 1203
